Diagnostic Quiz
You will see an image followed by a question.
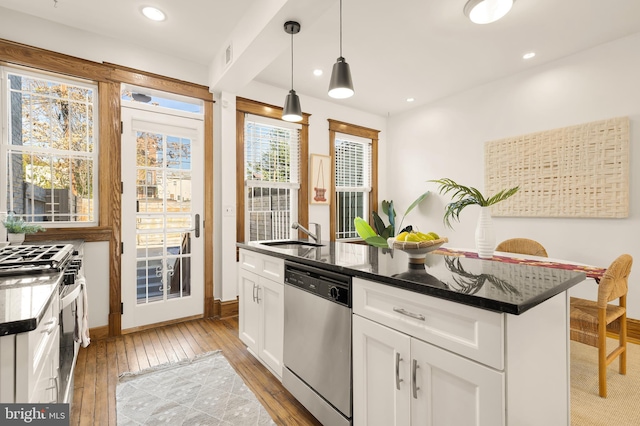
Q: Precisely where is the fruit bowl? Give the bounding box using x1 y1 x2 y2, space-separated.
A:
387 237 448 259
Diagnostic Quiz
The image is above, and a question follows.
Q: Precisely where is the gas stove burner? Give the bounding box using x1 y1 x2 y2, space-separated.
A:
0 244 75 277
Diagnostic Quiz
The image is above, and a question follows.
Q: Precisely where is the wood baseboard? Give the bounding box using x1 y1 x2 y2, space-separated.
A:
220 298 239 319
88 325 109 341
626 317 640 344
121 314 204 335
606 317 640 344
213 298 239 319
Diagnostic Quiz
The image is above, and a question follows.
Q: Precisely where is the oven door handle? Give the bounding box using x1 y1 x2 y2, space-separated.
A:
60 282 82 310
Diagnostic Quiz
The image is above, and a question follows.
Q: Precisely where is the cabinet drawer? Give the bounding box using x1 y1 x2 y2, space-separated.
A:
15 291 60 402
239 249 284 282
353 278 504 370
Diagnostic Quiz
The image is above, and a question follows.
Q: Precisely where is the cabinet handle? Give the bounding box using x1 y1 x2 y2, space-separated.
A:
395 352 403 390
252 284 257 303
412 359 420 399
46 374 59 402
41 317 58 335
255 286 261 303
393 307 425 321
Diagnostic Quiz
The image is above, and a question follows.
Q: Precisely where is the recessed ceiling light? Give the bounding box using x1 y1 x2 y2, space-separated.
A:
313 69 323 77
406 97 415 102
142 6 166 22
523 52 536 60
464 0 514 25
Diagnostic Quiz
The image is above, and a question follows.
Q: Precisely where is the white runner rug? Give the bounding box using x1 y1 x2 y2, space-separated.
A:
116 350 275 425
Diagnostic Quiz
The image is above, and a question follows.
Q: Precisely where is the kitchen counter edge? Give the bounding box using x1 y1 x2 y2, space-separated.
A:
236 241 586 315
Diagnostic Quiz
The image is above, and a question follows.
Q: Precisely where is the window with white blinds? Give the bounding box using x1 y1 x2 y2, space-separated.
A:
244 114 300 241
335 133 372 240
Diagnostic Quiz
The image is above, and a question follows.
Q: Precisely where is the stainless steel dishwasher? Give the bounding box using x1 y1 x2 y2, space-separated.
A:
283 261 352 426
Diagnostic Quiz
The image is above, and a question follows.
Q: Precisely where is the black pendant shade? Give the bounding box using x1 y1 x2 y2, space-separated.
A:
282 89 302 122
282 21 302 122
328 0 354 99
328 56 354 99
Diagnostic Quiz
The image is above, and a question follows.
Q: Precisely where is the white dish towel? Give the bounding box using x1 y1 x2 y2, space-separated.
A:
74 276 91 348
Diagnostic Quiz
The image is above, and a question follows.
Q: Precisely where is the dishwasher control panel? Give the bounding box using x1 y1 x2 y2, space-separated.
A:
284 261 351 307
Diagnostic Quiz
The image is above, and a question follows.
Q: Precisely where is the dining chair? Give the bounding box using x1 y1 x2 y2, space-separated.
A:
569 253 633 397
495 238 548 257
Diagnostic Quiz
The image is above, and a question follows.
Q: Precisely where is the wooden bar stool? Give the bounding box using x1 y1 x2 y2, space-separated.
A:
569 254 632 397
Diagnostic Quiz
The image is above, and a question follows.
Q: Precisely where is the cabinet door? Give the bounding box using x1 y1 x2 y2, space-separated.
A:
258 277 283 378
353 315 411 426
410 338 504 426
238 268 260 352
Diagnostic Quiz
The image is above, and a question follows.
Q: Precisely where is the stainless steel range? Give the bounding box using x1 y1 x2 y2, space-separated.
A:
0 244 77 277
0 243 85 403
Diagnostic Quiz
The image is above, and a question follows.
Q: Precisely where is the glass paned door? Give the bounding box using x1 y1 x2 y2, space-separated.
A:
121 105 203 329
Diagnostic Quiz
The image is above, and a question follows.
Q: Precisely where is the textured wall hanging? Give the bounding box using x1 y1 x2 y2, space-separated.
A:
485 117 629 218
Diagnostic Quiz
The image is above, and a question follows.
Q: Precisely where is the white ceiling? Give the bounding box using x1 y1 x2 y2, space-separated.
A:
1 0 640 116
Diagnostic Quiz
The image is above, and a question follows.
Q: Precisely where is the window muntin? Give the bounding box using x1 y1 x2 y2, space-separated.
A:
335 134 372 240
244 115 300 241
2 67 98 225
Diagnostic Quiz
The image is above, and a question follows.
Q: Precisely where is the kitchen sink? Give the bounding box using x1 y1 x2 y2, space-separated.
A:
260 240 324 248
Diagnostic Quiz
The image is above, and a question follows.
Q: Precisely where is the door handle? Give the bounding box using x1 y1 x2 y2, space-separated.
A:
395 352 403 390
412 359 420 399
194 213 200 238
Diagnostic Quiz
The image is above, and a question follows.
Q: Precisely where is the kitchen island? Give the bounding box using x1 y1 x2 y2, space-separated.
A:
237 240 586 426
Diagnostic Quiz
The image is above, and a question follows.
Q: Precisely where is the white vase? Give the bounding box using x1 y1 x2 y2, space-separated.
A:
7 233 25 245
475 207 495 259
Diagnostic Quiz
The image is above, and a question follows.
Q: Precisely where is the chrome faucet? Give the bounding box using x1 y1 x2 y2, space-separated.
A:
291 222 321 245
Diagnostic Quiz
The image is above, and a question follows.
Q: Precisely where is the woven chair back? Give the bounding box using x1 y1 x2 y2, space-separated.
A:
495 238 548 257
597 254 633 309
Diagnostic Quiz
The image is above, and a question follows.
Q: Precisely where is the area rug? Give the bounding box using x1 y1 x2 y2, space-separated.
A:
571 339 640 425
116 350 275 425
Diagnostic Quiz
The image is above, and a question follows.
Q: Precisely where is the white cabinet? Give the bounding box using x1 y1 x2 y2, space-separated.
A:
0 291 61 403
353 315 503 426
353 277 571 426
238 249 284 378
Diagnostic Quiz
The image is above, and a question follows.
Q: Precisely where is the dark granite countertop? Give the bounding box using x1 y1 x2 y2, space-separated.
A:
0 240 83 336
237 240 586 315
0 272 62 336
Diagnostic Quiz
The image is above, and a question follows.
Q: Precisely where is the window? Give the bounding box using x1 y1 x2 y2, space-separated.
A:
1 67 99 226
244 114 300 241
329 119 379 241
334 135 371 239
236 98 309 246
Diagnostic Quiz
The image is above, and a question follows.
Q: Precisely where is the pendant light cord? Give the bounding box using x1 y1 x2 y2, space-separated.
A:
290 31 294 90
339 0 343 57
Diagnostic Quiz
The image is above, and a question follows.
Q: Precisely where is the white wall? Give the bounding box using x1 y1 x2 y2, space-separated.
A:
387 33 640 317
83 241 110 328
214 80 387 301
0 7 209 86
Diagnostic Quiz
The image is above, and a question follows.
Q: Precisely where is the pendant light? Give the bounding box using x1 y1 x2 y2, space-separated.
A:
282 21 302 122
328 0 354 99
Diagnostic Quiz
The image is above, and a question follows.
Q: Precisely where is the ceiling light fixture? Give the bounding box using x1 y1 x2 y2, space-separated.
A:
282 21 303 122
328 0 354 99
313 69 323 77
464 0 514 25
523 52 536 60
406 97 415 102
142 6 166 22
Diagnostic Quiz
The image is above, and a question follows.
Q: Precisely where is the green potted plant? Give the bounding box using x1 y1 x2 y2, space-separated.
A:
1 213 45 245
429 178 519 258
354 191 430 248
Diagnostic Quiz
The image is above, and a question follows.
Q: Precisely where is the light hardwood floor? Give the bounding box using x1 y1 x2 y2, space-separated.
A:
71 317 322 425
